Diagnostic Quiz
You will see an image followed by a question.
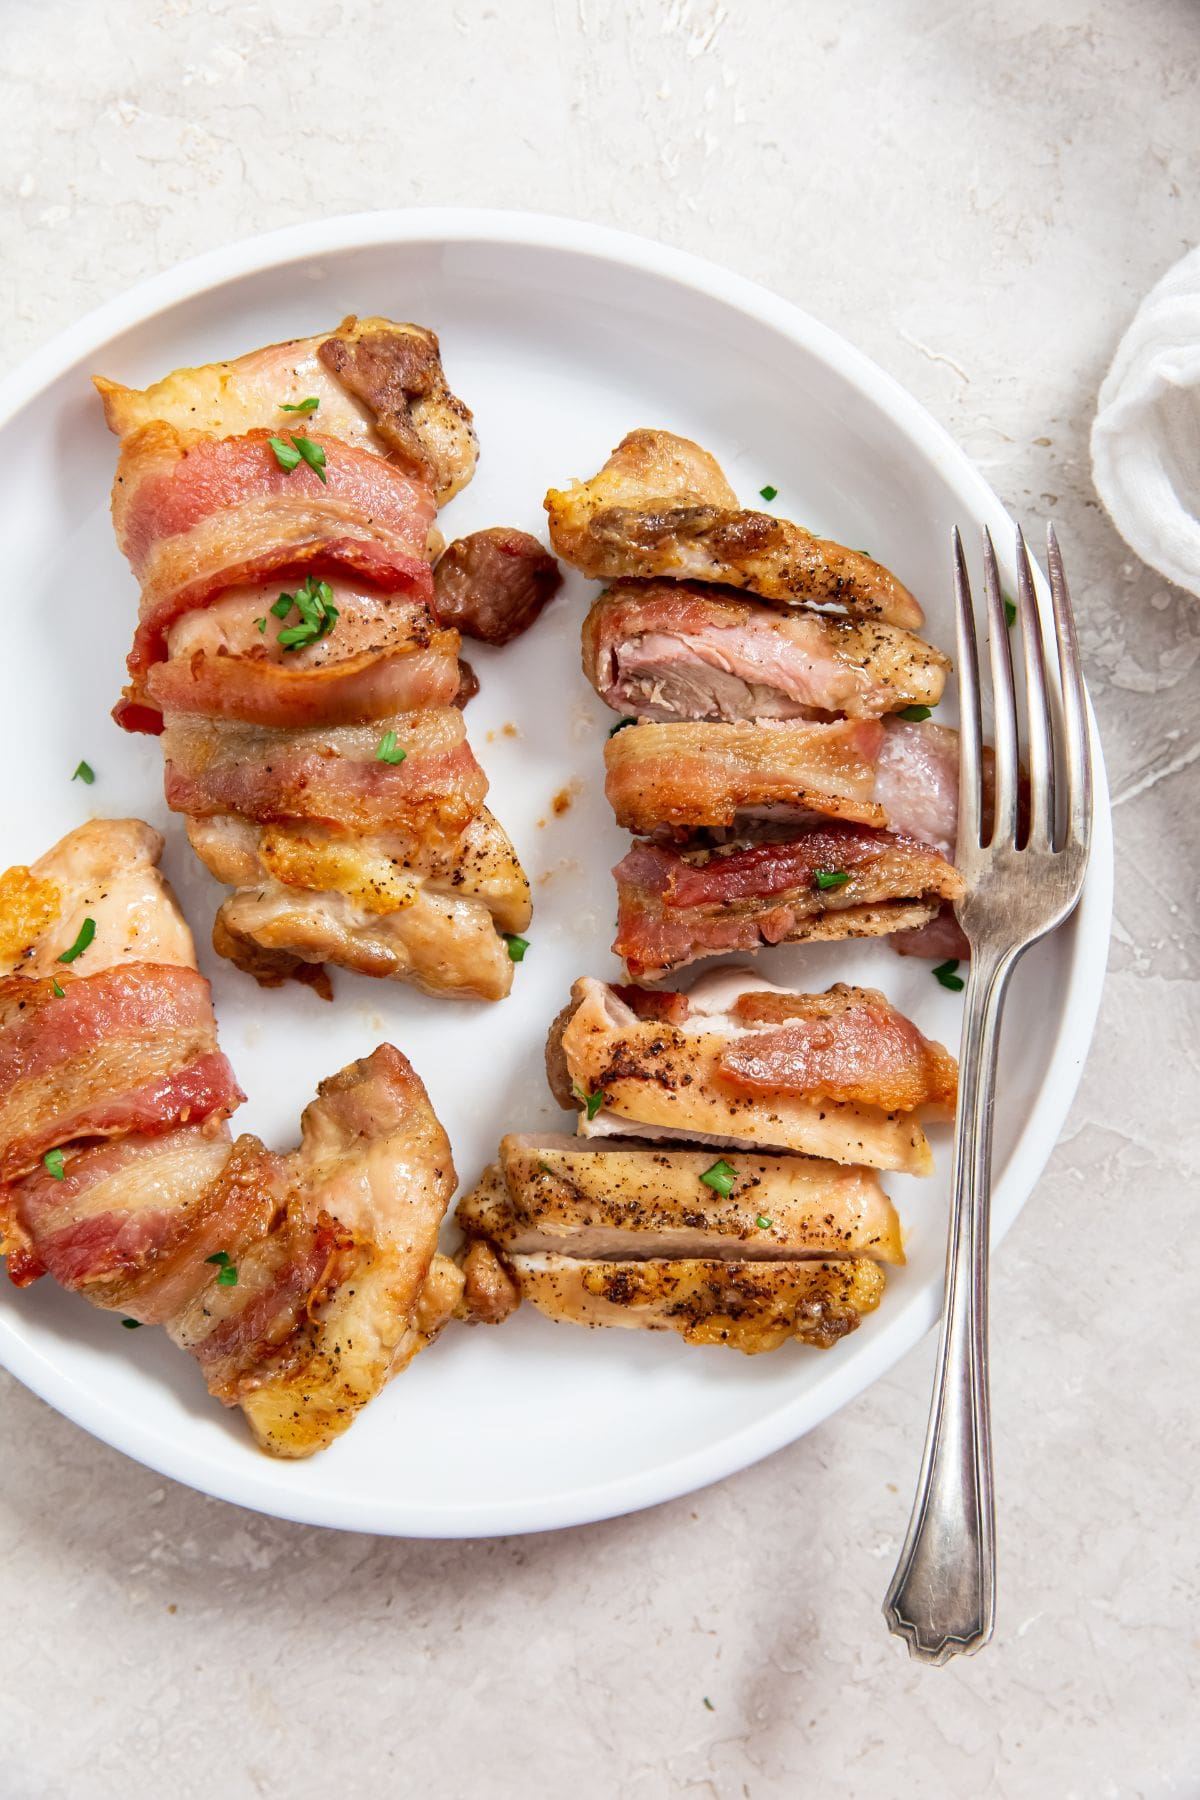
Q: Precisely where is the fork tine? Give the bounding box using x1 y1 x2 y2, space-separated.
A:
982 529 1019 845
1046 525 1093 851
952 527 983 857
1014 528 1054 848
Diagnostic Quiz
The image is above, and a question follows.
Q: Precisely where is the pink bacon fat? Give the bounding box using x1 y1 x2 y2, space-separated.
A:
143 580 462 731
161 707 488 842
0 967 245 1183
111 423 437 731
612 823 964 981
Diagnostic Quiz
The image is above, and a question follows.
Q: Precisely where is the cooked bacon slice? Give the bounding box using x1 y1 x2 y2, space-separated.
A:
584 580 949 722
551 972 955 1175
604 715 960 845
458 1133 903 1263
186 808 531 935
0 967 244 1180
612 823 964 980
142 580 461 730
545 430 923 629
0 819 196 980
0 1124 234 1293
95 314 478 505
433 529 563 644
717 986 959 1112
165 1044 456 1456
606 718 888 833
495 1253 885 1352
162 707 487 842
111 422 436 728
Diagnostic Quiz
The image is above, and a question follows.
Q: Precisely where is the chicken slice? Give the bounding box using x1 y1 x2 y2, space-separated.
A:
166 1044 456 1457
545 430 923 629
457 1133 904 1262
95 315 478 505
503 1253 886 1352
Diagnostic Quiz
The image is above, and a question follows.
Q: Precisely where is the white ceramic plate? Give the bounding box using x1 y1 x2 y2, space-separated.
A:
0 211 1111 1536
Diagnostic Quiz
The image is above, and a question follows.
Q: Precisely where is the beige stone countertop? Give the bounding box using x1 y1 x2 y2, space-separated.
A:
2 2 1198 1795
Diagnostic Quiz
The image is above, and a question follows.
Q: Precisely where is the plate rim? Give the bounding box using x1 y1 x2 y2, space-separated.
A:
0 208 1114 1536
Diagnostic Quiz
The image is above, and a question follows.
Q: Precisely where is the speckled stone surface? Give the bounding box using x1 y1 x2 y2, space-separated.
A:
2 3 1198 1795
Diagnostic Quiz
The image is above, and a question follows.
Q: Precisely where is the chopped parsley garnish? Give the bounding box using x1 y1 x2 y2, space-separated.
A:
814 869 850 891
933 959 965 991
43 1148 65 1181
267 434 302 472
270 576 339 652
51 980 65 998
700 1158 737 1197
206 1250 238 1285
755 1214 773 1230
291 436 327 483
256 616 267 633
608 717 637 737
570 1080 607 1122
206 1250 231 1265
280 396 320 413
503 933 529 962
759 485 778 502
702 1697 715 1712
216 1265 239 1286
896 704 932 722
57 917 95 963
72 760 95 784
1004 595 1017 628
120 1318 142 1329
536 1160 554 1175
375 731 407 764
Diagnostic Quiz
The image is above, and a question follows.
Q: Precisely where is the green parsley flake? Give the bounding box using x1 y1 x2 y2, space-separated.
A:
51 980 65 998
814 869 850 891
121 1318 142 1329
536 1160 554 1176
375 731 407 765
700 1158 737 1197
280 396 320 413
759 485 777 502
57 917 96 963
206 1250 231 1266
216 1265 239 1286
897 704 932 722
291 436 327 483
933 959 966 991
504 933 529 962
702 1697 715 1712
570 1081 607 1122
271 577 339 653
267 434 302 472
43 1148 66 1181
755 1214 773 1230
608 717 637 737
72 760 95 785
1004 595 1017 628
256 616 268 633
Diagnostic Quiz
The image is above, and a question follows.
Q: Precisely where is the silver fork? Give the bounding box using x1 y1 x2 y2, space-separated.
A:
882 523 1094 1664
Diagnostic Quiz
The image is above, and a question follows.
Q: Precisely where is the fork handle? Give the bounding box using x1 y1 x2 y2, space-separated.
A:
883 945 1019 1664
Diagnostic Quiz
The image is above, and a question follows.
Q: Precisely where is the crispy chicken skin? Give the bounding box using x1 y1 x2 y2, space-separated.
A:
96 315 478 506
545 430 923 630
583 580 949 723
457 1133 904 1263
548 969 956 1175
498 1254 885 1352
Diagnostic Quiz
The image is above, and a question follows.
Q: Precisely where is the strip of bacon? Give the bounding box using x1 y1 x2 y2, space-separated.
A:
584 580 949 722
111 423 436 728
0 967 244 1180
612 825 963 980
161 706 487 841
140 580 461 731
717 986 959 1112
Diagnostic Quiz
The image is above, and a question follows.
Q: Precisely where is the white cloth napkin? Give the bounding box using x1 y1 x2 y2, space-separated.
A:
1092 244 1200 597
